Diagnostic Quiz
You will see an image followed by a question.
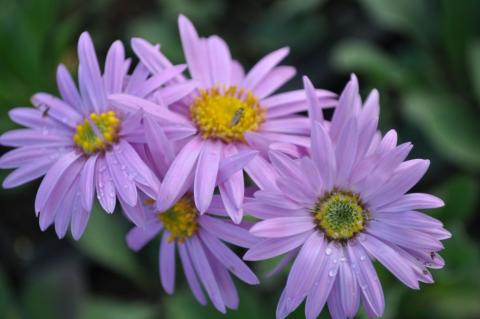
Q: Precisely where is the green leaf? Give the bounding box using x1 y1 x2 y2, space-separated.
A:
165 285 267 319
468 40 480 104
403 92 480 170
21 261 84 319
433 175 479 222
331 41 406 88
80 297 157 319
0 269 20 319
73 204 148 286
358 0 425 37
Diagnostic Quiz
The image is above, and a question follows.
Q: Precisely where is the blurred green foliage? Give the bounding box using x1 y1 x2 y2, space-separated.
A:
0 0 479 318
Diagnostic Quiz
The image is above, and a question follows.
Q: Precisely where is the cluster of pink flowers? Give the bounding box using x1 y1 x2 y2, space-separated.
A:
0 15 450 319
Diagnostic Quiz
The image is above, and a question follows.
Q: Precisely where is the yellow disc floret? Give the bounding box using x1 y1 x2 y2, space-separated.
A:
190 86 265 143
313 191 368 241
157 196 199 243
73 111 120 154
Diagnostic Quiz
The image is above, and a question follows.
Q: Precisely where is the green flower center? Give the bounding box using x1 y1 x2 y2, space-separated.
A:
313 191 368 241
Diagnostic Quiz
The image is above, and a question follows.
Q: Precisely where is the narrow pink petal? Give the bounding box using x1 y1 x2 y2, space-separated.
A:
54 181 77 239
334 117 359 188
31 92 82 127
303 76 324 123
2 157 54 188
217 149 258 184
126 223 163 251
199 215 257 248
284 232 325 309
305 242 341 319
378 193 444 213
219 169 244 223
347 243 384 317
252 66 296 99
160 232 176 294
178 243 207 305
186 236 226 313
311 122 336 190
132 65 187 98
264 89 337 119
156 81 197 105
330 74 359 141
56 64 83 111
95 156 117 213
77 32 107 113
210 260 239 309
105 149 137 206
367 221 444 251
104 40 126 94
131 38 177 74
260 117 310 135
178 15 210 87
79 154 97 211
34 151 82 214
243 47 290 91
243 151 279 191
338 253 360 317
250 216 314 238
360 234 419 289
0 129 71 147
244 232 309 261
366 159 430 208
109 94 191 126
70 199 91 240
199 230 259 284
207 35 231 86
144 116 176 176
194 140 221 213
230 60 245 84
157 137 203 211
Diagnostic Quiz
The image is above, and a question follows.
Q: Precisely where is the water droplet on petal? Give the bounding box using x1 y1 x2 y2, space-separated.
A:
360 255 367 261
325 247 332 255
328 269 337 277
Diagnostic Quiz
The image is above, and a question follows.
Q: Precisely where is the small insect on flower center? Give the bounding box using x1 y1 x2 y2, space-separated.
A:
157 196 199 243
73 111 120 154
313 191 369 241
190 86 265 143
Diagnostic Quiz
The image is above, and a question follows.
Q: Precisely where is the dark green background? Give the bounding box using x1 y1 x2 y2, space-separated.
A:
0 0 479 318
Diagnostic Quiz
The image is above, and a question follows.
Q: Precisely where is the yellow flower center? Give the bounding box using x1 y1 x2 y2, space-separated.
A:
190 86 265 143
313 191 368 241
73 111 120 154
157 196 199 243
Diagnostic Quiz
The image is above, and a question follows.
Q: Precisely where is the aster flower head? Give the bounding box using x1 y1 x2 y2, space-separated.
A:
112 14 337 223
0 32 187 239
126 194 259 313
244 75 451 319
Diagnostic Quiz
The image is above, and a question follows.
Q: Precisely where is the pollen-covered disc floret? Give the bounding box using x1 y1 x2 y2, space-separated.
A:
73 111 120 154
157 196 199 243
190 86 265 143
313 191 368 241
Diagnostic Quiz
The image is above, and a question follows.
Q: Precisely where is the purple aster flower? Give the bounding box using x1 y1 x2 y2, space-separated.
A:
244 75 451 319
126 127 259 313
0 32 189 239
126 194 259 313
110 14 337 223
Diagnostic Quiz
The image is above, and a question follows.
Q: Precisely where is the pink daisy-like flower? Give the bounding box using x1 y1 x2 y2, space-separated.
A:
0 32 190 239
111 14 337 223
244 75 451 319
126 122 259 313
